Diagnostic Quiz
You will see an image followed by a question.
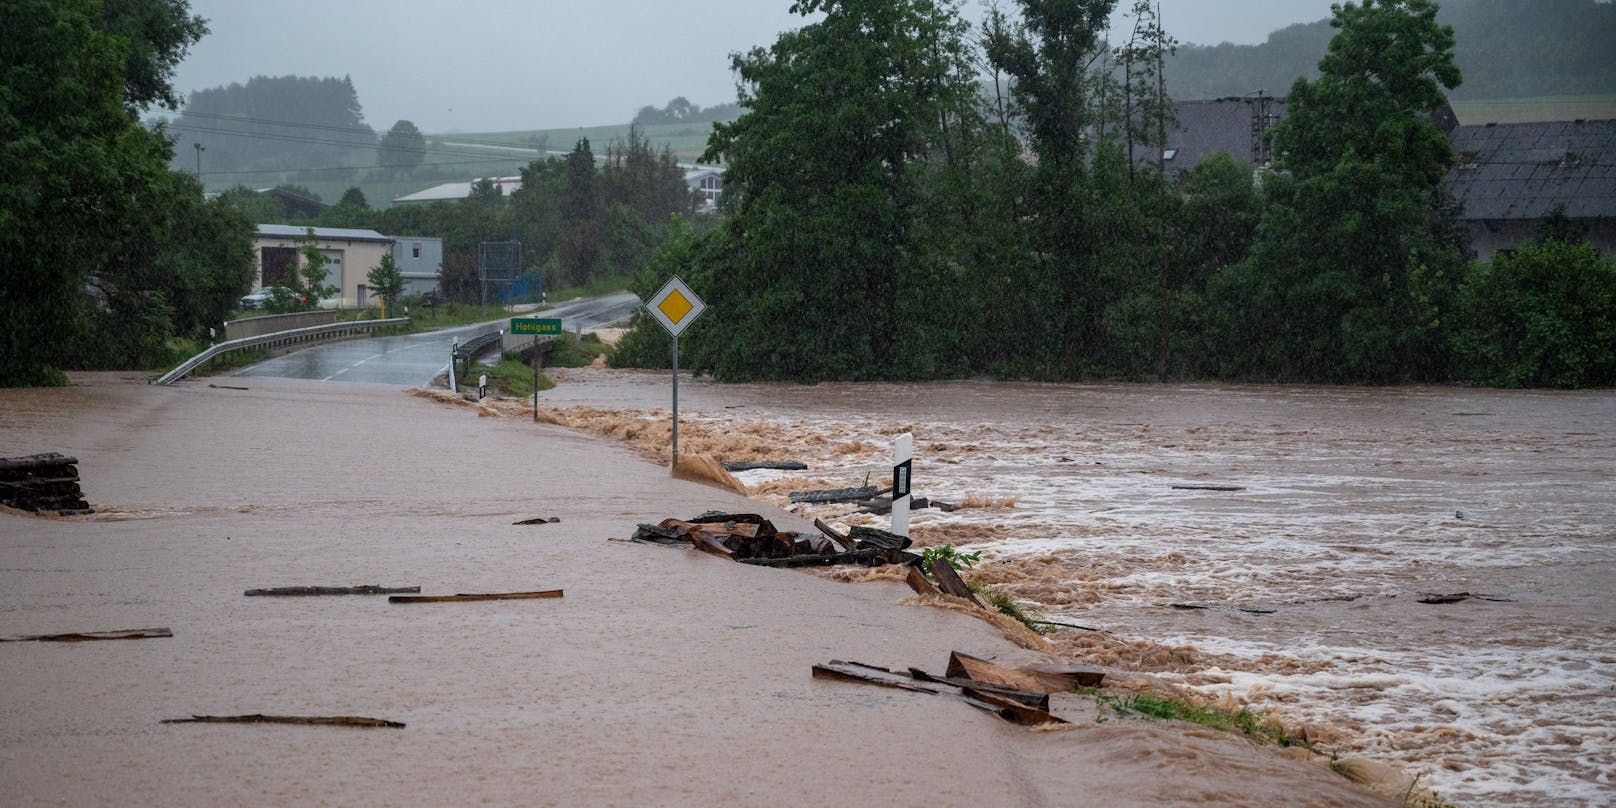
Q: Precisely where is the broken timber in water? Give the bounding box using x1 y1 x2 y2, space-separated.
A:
0 627 173 643
162 714 405 729
628 512 896 567
788 486 880 504
244 586 419 597
812 659 1070 727
389 590 562 603
945 651 1104 691
0 453 93 515
927 557 983 608
722 460 809 472
1417 592 1515 605
1170 484 1247 492
512 516 561 525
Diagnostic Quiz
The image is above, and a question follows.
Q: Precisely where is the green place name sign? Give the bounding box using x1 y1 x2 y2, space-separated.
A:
511 317 563 336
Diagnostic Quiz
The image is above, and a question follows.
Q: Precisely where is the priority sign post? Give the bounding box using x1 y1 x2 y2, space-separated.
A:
646 276 706 468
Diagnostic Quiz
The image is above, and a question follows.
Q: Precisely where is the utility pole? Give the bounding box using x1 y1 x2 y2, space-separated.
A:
193 142 206 181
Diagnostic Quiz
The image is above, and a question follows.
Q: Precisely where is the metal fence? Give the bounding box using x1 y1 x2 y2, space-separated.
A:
224 310 339 340
153 318 409 386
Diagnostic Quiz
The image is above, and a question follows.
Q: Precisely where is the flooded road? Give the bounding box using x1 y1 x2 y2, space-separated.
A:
0 374 1406 807
532 369 1616 807
236 293 640 385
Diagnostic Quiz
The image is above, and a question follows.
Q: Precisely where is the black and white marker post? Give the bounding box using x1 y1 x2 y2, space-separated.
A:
892 432 913 537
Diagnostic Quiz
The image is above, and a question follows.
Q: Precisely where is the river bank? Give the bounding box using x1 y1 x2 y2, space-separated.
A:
521 367 1615 807
0 373 1400 806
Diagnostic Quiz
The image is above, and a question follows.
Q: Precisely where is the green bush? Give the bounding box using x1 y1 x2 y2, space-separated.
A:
1452 239 1616 388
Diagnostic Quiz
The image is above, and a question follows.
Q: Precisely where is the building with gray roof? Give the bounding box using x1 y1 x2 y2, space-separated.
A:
1444 119 1615 260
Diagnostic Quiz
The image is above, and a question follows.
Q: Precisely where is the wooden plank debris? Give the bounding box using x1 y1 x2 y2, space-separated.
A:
1417 592 1515 605
927 558 983 607
513 517 560 525
244 586 419 597
906 668 1052 709
738 549 888 568
812 518 858 552
0 452 92 515
789 486 879 504
389 590 562 603
905 566 940 597
1 627 172 643
721 460 808 472
813 660 1067 727
946 651 1105 690
1171 484 1246 492
162 714 405 729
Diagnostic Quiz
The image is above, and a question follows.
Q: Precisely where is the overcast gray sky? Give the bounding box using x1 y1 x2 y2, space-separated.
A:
171 0 1342 134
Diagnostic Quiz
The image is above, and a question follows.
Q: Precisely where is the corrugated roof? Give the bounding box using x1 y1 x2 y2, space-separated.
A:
256 224 392 242
392 177 522 204
1446 119 1616 221
1159 98 1287 177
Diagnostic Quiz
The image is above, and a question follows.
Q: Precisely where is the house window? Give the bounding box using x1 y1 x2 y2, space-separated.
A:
1163 148 1178 161
412 244 421 259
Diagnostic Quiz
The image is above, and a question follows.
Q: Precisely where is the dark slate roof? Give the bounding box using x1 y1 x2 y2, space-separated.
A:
1446 119 1616 221
1160 98 1287 176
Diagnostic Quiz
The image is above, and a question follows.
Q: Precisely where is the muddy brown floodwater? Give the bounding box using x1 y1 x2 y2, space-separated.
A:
532 368 1616 807
1 370 1610 806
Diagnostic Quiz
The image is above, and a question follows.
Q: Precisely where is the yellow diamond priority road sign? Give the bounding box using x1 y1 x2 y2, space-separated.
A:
647 275 706 337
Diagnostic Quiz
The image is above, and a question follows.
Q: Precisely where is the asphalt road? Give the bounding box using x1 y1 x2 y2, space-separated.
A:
234 292 640 386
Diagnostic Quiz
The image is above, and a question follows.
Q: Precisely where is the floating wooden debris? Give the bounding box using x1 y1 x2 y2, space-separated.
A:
905 566 940 597
1170 602 1276 614
854 495 958 515
789 486 879 504
1170 484 1247 492
244 586 420 597
513 517 561 525
389 589 562 603
0 452 92 515
722 460 809 472
1417 592 1515 605
946 651 1104 691
812 659 1068 727
207 383 250 390
812 518 858 552
162 714 404 729
927 557 983 608
629 513 885 566
0 627 173 643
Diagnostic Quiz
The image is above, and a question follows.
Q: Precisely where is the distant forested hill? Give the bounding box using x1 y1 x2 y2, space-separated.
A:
160 75 375 180
1166 0 1616 100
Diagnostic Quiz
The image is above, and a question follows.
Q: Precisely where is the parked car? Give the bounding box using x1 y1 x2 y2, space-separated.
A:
239 286 304 310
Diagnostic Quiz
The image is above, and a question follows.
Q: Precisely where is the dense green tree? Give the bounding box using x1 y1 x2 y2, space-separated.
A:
339 186 368 208
1451 239 1616 388
688 0 982 381
291 228 338 309
378 119 426 174
983 0 1121 377
1 0 209 384
555 138 603 288
1211 0 1464 382
366 253 405 316
166 75 372 177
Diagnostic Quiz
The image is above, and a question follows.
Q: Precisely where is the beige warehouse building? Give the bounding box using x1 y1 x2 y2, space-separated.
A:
252 225 395 308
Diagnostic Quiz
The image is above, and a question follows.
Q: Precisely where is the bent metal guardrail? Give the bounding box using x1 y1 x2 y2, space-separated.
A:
152 317 410 385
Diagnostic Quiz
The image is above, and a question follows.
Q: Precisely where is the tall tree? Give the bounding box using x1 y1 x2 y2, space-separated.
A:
692 0 983 381
555 138 603 288
1 0 207 384
377 119 426 174
984 0 1120 377
366 253 404 317
1211 0 1463 382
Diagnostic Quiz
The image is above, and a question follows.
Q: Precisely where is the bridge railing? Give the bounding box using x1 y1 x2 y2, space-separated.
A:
152 318 410 386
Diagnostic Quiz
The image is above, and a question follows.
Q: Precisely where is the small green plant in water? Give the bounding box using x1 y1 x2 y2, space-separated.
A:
920 545 981 573
1101 693 1294 748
